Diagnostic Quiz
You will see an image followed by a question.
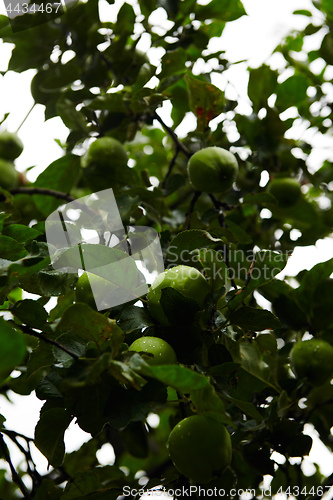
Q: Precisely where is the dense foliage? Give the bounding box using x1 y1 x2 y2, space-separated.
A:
0 0 333 497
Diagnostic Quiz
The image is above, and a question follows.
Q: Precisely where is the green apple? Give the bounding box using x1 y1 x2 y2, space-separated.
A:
167 415 232 483
290 338 333 386
81 137 130 191
75 271 97 309
187 147 238 193
268 177 301 208
75 271 116 310
0 131 23 161
147 265 210 326
129 336 177 365
0 159 20 189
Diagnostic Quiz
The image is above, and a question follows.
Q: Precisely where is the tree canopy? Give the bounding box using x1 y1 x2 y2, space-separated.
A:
0 0 333 498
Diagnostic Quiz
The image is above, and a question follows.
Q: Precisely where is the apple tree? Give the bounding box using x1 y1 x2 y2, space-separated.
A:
0 0 333 498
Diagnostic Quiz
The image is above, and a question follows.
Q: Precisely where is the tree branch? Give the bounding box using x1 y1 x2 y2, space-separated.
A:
184 191 201 230
2 429 41 492
209 194 237 290
0 434 30 499
153 111 191 158
9 187 75 203
20 324 79 360
161 149 180 189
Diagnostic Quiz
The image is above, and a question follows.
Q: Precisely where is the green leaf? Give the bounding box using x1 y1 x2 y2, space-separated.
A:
18 269 78 297
114 2 135 35
190 384 231 424
89 92 129 112
0 235 28 261
160 48 187 79
159 287 201 325
38 59 81 91
195 0 246 22
32 478 62 500
27 342 54 381
185 74 225 131
275 72 310 110
105 377 167 429
322 0 333 19
57 304 124 349
164 77 190 127
8 257 51 284
225 219 252 244
227 251 289 310
293 258 333 314
237 341 279 391
133 358 208 393
221 393 263 423
109 359 147 390
196 248 228 290
56 98 89 136
11 299 49 329
134 359 231 422
256 333 278 355
293 9 312 16
3 224 42 243
34 155 81 216
167 229 221 265
34 407 72 467
0 318 26 382
62 470 101 499
229 306 281 331
133 63 156 95
121 421 148 458
116 305 154 333
248 65 277 111
63 439 100 476
52 333 87 367
0 212 11 232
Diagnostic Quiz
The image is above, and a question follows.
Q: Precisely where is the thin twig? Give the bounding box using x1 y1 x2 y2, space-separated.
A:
9 187 75 203
161 148 180 189
2 430 41 491
208 194 233 212
0 434 30 499
20 324 79 360
184 191 201 230
1 430 33 442
176 392 187 420
16 103 36 134
153 111 191 158
209 194 237 290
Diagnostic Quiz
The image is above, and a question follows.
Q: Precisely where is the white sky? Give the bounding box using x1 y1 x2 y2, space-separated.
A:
0 0 333 493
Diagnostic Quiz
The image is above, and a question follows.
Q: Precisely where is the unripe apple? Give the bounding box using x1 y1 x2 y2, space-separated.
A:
0 131 23 161
268 177 301 208
290 338 333 386
167 415 232 483
147 265 210 326
187 147 238 193
129 336 177 365
81 137 130 191
0 159 20 189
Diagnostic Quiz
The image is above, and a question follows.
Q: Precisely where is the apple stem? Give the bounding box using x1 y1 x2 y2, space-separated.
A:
15 103 36 134
153 111 191 158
